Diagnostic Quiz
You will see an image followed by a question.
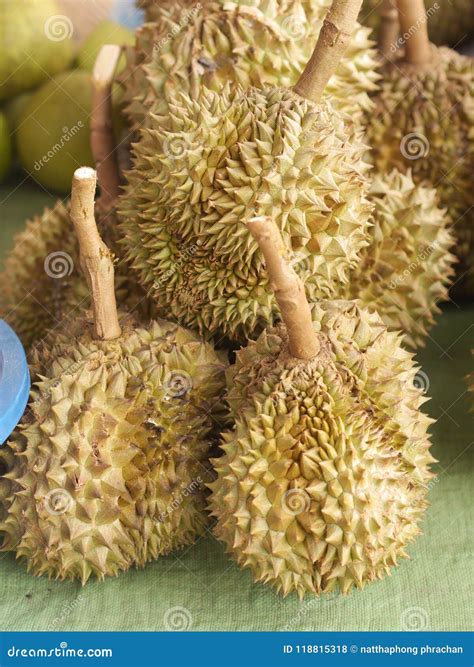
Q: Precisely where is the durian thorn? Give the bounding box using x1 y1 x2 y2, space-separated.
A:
70 167 122 341
91 44 122 213
377 0 399 60
396 0 432 65
292 0 364 104
248 216 319 361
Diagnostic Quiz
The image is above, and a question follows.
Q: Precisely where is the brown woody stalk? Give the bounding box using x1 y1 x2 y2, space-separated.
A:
91 44 122 212
378 0 399 59
248 217 319 360
293 0 363 104
70 167 121 341
397 0 431 65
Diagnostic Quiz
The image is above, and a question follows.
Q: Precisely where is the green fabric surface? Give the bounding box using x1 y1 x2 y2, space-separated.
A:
0 184 472 633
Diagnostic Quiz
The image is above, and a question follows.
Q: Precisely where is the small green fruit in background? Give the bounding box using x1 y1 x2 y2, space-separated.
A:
2 92 32 137
77 20 134 73
0 112 12 182
0 0 74 102
16 71 94 192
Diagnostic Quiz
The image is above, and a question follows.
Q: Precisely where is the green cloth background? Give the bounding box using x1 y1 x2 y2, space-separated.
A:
0 182 472 632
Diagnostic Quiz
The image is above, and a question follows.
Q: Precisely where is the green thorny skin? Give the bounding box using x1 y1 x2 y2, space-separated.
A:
368 46 474 295
119 84 373 342
121 0 379 133
0 201 157 350
210 300 435 598
339 169 456 348
0 314 228 583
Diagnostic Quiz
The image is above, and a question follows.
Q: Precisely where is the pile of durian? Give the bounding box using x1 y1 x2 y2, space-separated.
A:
0 0 472 597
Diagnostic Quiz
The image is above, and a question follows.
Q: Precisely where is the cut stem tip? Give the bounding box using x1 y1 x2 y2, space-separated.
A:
70 167 121 341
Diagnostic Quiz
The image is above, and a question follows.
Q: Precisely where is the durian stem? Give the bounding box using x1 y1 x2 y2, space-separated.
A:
293 0 363 104
396 0 431 64
378 0 399 59
91 44 122 213
248 216 319 361
70 167 122 341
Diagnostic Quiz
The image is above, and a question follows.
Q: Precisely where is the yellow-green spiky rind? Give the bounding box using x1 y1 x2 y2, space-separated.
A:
367 47 474 295
361 0 474 47
0 202 156 350
137 0 200 19
0 202 87 349
119 84 372 342
337 169 456 348
210 300 435 598
121 0 379 132
0 314 228 583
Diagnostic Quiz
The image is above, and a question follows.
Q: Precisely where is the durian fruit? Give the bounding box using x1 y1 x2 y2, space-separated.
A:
0 167 228 584
361 0 474 48
137 0 198 20
120 0 379 133
0 46 152 350
337 169 456 348
367 0 474 295
0 199 158 351
209 215 435 598
119 0 373 342
0 201 88 350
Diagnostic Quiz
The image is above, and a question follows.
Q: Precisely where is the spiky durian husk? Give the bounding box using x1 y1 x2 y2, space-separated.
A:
0 202 155 350
367 47 474 295
0 315 228 583
0 202 88 349
210 300 435 598
121 0 379 133
119 84 372 342
137 0 200 19
336 169 456 348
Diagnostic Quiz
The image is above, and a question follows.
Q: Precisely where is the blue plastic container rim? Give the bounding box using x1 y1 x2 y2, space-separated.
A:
0 320 30 445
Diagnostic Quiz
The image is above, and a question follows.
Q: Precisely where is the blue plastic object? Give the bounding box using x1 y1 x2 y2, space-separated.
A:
111 0 144 29
0 320 30 445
